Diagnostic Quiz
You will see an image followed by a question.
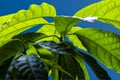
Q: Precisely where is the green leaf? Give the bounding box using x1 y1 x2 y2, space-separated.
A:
37 41 74 54
60 54 78 79
0 56 14 79
0 14 14 27
0 40 23 64
74 0 120 29
55 16 80 36
37 24 60 42
79 51 111 79
0 2 56 47
0 32 47 64
33 44 54 59
51 67 59 80
12 32 47 43
41 58 73 79
74 53 90 80
74 28 120 73
67 27 86 50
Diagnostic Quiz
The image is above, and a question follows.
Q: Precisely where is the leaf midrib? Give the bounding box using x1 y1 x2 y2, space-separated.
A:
76 34 120 61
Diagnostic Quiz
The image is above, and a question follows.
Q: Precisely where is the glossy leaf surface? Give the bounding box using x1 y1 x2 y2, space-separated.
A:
37 41 74 54
14 54 48 79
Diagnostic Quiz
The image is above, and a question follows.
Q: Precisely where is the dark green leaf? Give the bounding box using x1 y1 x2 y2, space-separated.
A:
60 54 76 79
79 51 111 79
61 54 85 80
0 56 14 79
13 54 48 80
12 32 47 43
0 40 23 64
37 41 74 54
0 33 47 64
5 56 18 80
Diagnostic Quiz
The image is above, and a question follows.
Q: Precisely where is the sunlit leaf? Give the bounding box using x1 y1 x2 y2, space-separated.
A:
0 2 56 47
74 0 120 29
67 27 86 50
37 24 60 42
55 16 80 36
75 28 120 73
0 14 14 28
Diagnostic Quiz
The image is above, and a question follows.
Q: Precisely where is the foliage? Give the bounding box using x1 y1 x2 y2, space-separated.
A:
0 0 120 80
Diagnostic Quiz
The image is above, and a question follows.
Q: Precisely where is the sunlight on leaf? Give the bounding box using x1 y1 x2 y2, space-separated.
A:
75 0 120 29
75 28 120 73
0 2 56 47
55 16 80 36
67 27 86 50
37 24 60 42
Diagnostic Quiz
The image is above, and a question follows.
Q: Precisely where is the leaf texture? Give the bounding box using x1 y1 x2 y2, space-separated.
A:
74 0 120 29
75 28 120 73
0 14 14 28
0 2 56 47
14 54 48 79
37 41 74 54
55 16 80 36
37 24 60 42
67 27 86 50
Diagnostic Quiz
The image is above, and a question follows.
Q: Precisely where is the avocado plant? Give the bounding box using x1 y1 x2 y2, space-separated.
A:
0 0 120 80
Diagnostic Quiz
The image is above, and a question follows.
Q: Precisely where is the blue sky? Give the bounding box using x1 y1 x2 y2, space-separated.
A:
0 0 120 80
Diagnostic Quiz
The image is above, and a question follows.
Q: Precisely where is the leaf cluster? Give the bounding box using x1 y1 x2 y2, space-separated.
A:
0 0 120 80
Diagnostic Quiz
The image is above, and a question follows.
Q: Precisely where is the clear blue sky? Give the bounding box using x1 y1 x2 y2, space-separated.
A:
0 0 120 80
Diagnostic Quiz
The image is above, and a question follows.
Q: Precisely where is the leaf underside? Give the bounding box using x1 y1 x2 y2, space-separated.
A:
75 0 120 29
75 28 120 73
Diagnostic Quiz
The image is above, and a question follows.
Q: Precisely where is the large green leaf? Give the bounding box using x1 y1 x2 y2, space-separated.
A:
74 0 120 29
74 28 120 73
0 2 56 47
67 27 86 50
6 54 48 79
55 16 80 36
79 51 110 79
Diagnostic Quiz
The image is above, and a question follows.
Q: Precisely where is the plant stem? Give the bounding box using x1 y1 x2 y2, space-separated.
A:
58 54 62 80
